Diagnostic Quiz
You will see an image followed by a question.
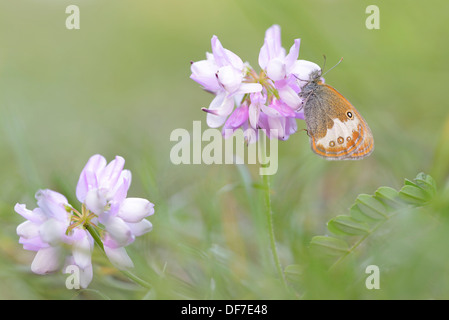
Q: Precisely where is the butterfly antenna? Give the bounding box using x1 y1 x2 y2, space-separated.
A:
321 54 327 74
322 57 343 77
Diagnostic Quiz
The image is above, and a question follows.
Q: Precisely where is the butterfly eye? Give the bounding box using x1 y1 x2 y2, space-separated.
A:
346 111 353 119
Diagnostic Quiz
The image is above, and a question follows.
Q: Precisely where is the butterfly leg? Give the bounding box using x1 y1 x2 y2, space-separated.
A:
303 128 311 137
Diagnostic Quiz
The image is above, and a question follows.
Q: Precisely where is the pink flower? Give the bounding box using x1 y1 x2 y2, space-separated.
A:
191 36 262 128
15 189 94 288
191 24 323 143
76 154 154 270
16 154 155 287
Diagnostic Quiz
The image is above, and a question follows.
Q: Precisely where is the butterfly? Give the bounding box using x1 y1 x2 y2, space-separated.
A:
299 68 374 160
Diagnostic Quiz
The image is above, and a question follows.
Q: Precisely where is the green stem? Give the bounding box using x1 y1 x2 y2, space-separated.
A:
120 270 152 289
259 138 287 288
86 224 104 251
85 224 152 290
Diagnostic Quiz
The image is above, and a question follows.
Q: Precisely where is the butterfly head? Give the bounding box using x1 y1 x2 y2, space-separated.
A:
309 69 323 83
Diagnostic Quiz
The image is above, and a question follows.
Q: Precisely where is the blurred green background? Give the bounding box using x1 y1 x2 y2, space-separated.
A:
1 0 449 299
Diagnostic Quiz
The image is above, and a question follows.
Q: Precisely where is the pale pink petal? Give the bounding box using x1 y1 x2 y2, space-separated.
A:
76 154 106 201
104 246 134 270
17 220 40 239
236 83 263 95
99 156 126 192
285 39 301 71
14 204 45 224
266 58 286 81
211 35 243 70
277 85 302 110
31 247 61 274
222 104 249 131
206 93 235 128
127 219 153 237
84 188 108 216
103 216 134 247
118 198 154 223
259 25 285 69
190 59 221 93
72 230 93 270
19 236 48 251
217 65 243 93
35 189 69 222
110 169 132 205
295 109 305 120
64 256 93 288
248 103 260 129
290 60 321 84
39 218 67 246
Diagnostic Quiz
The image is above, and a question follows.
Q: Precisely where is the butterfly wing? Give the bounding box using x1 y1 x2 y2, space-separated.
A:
303 82 374 160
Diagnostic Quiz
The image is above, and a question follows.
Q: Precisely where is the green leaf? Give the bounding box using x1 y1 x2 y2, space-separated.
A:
375 186 399 201
309 172 438 267
284 264 302 283
310 236 349 256
354 194 388 220
327 215 370 236
404 179 419 188
399 185 430 205
349 204 377 223
414 172 437 196
374 186 401 210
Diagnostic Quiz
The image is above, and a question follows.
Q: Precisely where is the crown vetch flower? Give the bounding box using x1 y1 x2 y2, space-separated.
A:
76 154 154 270
191 35 263 128
191 24 323 143
16 154 155 287
15 189 94 288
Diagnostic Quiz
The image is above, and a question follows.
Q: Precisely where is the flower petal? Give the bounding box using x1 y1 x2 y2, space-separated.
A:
290 60 321 84
222 104 249 131
103 216 134 247
211 35 243 70
99 156 126 191
19 236 48 251
84 188 108 216
236 83 263 95
35 189 69 222
285 39 301 71
17 220 40 239
259 25 285 69
31 247 61 274
277 85 302 110
118 198 155 223
217 65 242 93
295 109 305 120
104 246 134 270
248 103 260 129
127 219 153 237
79 264 93 289
39 218 66 246
76 154 106 201
109 169 132 205
64 256 93 289
72 230 93 270
190 59 221 93
14 204 45 224
266 58 286 81
206 93 235 128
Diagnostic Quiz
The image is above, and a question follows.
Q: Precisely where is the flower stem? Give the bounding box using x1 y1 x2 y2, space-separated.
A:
259 138 287 289
85 224 152 290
